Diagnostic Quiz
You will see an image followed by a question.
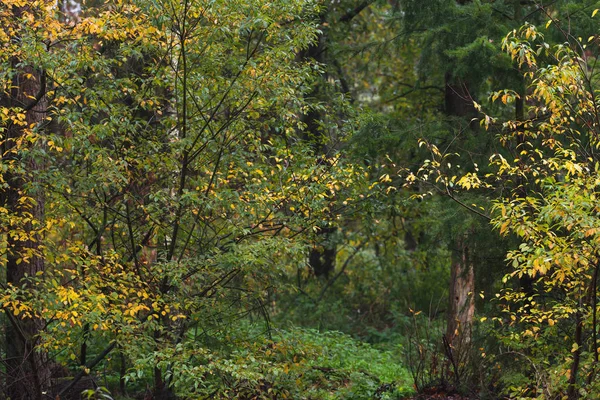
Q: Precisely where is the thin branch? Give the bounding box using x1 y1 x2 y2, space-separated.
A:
339 1 375 23
317 241 366 302
445 186 492 221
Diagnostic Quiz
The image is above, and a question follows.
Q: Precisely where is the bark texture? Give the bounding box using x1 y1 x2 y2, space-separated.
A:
2 10 51 395
445 236 475 347
443 69 477 348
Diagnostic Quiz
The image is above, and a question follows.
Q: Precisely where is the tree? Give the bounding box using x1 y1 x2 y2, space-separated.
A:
354 0 600 393
406 7 600 396
0 1 60 397
0 0 369 398
486 18 600 398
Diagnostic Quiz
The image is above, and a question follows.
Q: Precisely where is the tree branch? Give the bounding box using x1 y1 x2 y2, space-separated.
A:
339 1 375 23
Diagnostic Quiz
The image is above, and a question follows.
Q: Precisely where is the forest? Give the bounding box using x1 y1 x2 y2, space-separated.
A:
1 0 600 399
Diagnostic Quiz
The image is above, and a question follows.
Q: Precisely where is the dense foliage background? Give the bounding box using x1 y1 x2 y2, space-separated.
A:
1 0 600 399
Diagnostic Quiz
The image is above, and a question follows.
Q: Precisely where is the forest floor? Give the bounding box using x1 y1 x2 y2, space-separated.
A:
405 396 473 400
403 389 475 400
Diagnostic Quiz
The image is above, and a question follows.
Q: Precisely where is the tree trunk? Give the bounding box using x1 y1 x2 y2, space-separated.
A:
2 6 51 397
568 311 583 399
309 226 337 277
444 72 476 348
297 12 338 278
444 73 477 122
445 236 475 347
4 74 50 400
